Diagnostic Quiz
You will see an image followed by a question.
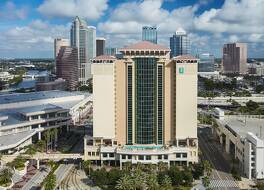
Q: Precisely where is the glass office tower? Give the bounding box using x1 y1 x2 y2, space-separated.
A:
70 16 96 84
198 53 215 72
142 26 157 44
170 28 190 58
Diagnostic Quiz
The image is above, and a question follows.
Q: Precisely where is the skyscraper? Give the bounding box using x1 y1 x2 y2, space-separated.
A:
54 38 70 72
96 37 106 56
223 43 247 74
70 16 96 85
198 53 215 72
56 46 78 91
170 28 190 58
85 41 198 167
142 26 157 44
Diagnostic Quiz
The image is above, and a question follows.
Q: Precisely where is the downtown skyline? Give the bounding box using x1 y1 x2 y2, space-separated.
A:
0 0 264 58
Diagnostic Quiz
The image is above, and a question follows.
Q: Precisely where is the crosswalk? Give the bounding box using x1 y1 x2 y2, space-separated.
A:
209 179 239 188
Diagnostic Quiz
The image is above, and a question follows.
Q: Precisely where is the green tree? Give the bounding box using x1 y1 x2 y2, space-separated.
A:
107 168 122 188
203 160 212 177
157 161 168 172
182 168 193 186
36 140 46 152
25 144 37 155
115 174 133 190
256 182 264 190
82 160 92 176
160 175 173 190
44 174 56 190
192 162 204 179
0 167 13 186
246 100 259 111
256 85 264 93
202 176 210 188
90 168 108 187
146 173 159 190
168 166 182 186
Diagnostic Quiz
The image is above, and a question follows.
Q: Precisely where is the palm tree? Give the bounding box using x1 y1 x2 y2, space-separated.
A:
44 130 51 151
82 160 92 176
36 140 46 152
146 173 159 190
203 160 212 177
133 170 147 189
115 174 134 190
0 167 14 186
157 161 167 172
160 175 173 190
123 162 132 172
44 174 56 190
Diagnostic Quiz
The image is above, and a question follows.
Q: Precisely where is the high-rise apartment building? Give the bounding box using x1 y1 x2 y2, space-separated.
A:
70 16 96 85
170 28 190 58
142 26 157 44
198 53 215 72
54 38 70 72
105 47 118 56
96 37 106 56
223 43 247 74
56 47 78 91
84 41 198 168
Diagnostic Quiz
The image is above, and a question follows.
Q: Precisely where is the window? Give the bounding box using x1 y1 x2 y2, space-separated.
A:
41 114 47 119
176 153 181 158
31 115 39 120
146 155 151 160
127 155 132 159
109 153 114 158
88 152 91 156
32 124 39 129
164 155 168 160
138 155 144 160
103 153 107 158
182 153 187 158
158 155 162 160
122 155 126 159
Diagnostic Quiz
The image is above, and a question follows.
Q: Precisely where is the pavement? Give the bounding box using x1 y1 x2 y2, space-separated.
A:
198 126 240 190
20 166 50 190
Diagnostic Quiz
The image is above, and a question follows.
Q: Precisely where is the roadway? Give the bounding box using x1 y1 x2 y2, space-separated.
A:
198 126 240 190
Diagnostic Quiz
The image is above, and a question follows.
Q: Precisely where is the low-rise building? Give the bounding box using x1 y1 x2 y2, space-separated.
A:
0 91 92 154
36 78 67 91
214 115 264 179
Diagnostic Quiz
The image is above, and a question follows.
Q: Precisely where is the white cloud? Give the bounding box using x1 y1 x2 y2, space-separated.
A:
194 0 264 34
38 0 108 20
0 20 69 58
0 1 28 20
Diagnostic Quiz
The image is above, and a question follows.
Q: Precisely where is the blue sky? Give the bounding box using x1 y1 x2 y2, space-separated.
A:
0 0 263 58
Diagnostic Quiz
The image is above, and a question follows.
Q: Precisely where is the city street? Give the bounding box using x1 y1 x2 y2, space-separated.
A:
198 126 240 190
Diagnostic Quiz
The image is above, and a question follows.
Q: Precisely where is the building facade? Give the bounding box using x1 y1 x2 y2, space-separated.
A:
223 43 247 74
54 38 70 73
170 28 190 58
214 115 264 179
70 16 96 85
0 91 92 154
84 41 198 168
96 37 106 56
142 26 157 44
198 53 215 72
105 47 118 56
56 47 78 91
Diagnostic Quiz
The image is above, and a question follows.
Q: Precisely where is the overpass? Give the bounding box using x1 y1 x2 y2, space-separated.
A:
1 153 84 163
198 96 264 107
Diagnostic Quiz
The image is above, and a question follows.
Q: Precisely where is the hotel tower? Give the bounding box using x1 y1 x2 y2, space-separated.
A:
84 41 198 168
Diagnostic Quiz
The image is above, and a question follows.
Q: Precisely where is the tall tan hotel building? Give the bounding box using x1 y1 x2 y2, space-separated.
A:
84 41 198 167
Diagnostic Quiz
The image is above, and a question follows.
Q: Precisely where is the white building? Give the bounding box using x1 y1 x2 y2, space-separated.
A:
84 42 198 168
0 91 92 154
214 115 264 179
